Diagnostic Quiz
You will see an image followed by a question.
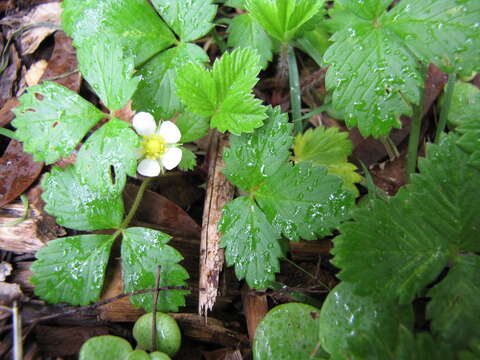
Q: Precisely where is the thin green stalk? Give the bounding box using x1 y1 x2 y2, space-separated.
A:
435 72 457 143
120 177 152 229
406 66 427 183
287 45 302 134
211 27 227 53
0 128 17 140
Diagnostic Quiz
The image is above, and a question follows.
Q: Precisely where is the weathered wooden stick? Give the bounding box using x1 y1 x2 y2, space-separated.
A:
198 131 234 317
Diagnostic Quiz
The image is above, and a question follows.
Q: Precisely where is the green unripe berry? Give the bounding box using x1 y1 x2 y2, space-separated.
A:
133 312 181 356
127 350 150 360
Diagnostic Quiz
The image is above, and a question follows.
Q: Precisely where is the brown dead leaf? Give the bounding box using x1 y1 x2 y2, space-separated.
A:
0 140 43 207
40 31 81 92
370 155 407 195
124 184 201 238
25 59 48 86
0 2 62 55
0 44 20 108
0 98 19 127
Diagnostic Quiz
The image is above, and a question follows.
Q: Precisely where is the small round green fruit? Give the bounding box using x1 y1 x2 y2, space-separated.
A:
133 312 181 356
127 350 150 360
149 352 172 360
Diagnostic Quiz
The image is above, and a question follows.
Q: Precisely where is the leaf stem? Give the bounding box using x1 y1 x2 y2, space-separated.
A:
406 66 427 183
152 265 161 352
120 177 152 229
0 128 18 140
211 27 227 53
284 257 316 280
0 195 29 227
287 45 302 134
435 72 457 143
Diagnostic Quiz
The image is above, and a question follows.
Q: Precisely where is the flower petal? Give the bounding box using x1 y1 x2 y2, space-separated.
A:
137 158 161 177
158 121 181 143
133 112 156 136
160 147 182 170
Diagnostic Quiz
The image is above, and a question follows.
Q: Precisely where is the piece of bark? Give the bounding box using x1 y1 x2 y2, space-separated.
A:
241 284 268 342
0 186 65 253
34 325 109 357
40 31 81 92
199 131 235 316
0 43 20 108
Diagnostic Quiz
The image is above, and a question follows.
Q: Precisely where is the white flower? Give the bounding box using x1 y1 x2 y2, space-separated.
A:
132 112 182 177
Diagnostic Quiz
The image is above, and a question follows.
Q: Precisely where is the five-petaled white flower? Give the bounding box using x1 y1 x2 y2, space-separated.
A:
133 112 182 177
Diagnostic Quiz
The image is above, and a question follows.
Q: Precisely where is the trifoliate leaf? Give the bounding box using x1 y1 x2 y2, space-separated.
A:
427 255 480 349
176 112 210 143
76 119 139 194
63 0 176 66
447 81 480 128
333 134 480 304
219 107 354 287
133 44 209 120
294 126 362 196
324 0 480 137
42 166 124 231
223 106 293 191
178 148 196 171
79 335 133 360
151 0 217 42
227 14 273 69
76 35 140 111
31 234 115 305
255 162 353 240
254 303 323 360
246 0 324 43
319 282 414 359
122 227 189 312
12 81 104 164
219 196 284 289
176 48 267 134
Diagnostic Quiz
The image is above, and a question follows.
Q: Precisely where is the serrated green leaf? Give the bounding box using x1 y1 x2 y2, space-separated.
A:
76 35 140 111
456 117 480 169
151 0 217 42
219 107 354 287
31 234 114 305
294 126 362 196
178 147 196 171
76 119 139 194
427 255 480 349
122 227 189 312
246 0 324 43
176 112 209 143
176 48 267 134
12 81 104 164
319 282 414 359
386 0 480 75
324 0 480 137
256 162 354 240
223 107 293 191
333 134 480 304
254 303 323 360
63 0 176 66
133 44 209 120
225 0 246 9
79 335 133 360
42 166 124 231
459 340 480 360
219 196 283 289
227 14 273 69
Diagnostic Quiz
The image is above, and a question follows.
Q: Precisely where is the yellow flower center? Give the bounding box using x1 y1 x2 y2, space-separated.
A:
142 134 166 159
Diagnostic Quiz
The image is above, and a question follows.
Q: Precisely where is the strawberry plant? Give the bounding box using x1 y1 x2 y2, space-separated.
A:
1 0 479 358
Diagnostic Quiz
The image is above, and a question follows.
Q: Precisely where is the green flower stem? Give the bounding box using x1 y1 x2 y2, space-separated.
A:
0 128 18 140
211 27 227 53
435 72 457 143
120 177 152 230
406 67 427 183
287 45 302 135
